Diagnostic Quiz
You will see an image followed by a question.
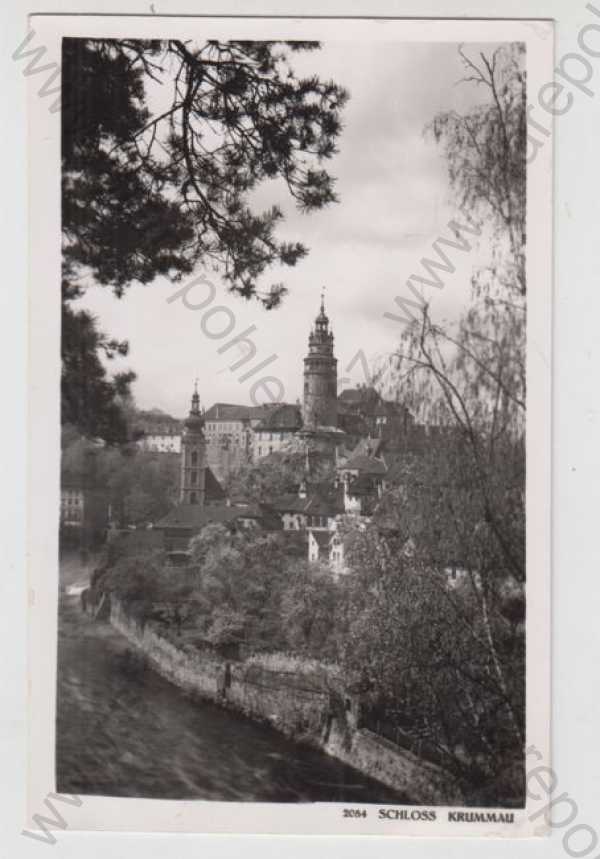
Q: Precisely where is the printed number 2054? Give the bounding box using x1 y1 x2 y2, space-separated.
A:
343 809 367 818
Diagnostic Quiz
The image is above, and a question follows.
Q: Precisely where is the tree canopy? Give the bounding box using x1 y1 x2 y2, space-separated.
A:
224 449 334 501
62 39 348 305
387 44 526 581
61 39 348 440
351 45 527 799
61 425 179 525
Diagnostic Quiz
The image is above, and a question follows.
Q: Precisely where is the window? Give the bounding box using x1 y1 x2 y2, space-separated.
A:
190 470 197 485
190 492 197 504
191 450 198 466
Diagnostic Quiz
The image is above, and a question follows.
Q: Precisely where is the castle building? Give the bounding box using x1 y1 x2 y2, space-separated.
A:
179 382 208 505
204 403 261 450
135 409 182 453
302 292 338 431
253 403 303 459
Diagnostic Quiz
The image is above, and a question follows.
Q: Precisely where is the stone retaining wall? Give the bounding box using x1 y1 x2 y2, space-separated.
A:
108 598 463 805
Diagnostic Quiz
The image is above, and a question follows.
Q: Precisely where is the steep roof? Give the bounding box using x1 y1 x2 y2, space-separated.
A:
204 403 253 422
254 403 302 432
372 400 410 418
304 490 344 516
270 494 310 514
155 503 240 530
155 498 278 532
135 410 183 435
341 453 387 475
349 437 385 459
205 467 227 502
249 404 278 422
338 386 380 405
337 411 370 436
309 530 332 550
338 388 414 427
346 473 378 496
381 452 419 484
277 530 308 556
269 481 343 517
107 529 164 555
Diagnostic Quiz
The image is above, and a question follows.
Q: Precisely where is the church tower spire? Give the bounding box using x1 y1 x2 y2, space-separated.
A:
191 378 200 415
179 381 207 505
302 290 338 430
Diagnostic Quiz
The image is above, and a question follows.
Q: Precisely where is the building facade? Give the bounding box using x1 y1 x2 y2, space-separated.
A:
204 403 255 451
137 432 181 453
60 483 109 546
252 403 303 459
135 410 182 453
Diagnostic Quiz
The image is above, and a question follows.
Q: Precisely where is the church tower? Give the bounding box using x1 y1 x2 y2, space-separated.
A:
179 382 207 505
302 292 338 429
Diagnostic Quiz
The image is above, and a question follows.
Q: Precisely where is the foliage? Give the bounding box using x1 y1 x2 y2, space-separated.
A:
95 551 166 623
62 39 348 304
340 522 525 798
279 560 338 658
428 44 526 296
61 305 136 444
374 435 524 583
61 39 347 441
390 44 526 582
61 426 179 525
188 524 289 648
358 45 528 801
225 449 335 501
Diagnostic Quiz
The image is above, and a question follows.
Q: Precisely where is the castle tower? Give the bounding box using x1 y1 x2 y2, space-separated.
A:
179 381 207 505
302 291 338 429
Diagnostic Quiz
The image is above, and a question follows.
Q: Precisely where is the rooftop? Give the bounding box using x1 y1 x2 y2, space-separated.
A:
338 386 380 405
204 403 256 422
340 453 387 475
205 467 228 502
155 498 278 532
309 530 332 550
135 409 183 434
254 403 303 432
155 503 241 530
270 494 310 514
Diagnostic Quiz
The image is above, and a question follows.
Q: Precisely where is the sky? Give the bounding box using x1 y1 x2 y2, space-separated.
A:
74 40 505 418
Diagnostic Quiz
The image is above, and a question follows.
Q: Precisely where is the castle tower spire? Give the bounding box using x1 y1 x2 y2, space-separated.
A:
302 291 338 430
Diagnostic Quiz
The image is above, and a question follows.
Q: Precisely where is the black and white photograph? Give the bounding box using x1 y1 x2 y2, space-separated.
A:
25 14 552 837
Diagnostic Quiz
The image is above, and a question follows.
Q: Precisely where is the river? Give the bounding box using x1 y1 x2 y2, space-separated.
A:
55 564 406 803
